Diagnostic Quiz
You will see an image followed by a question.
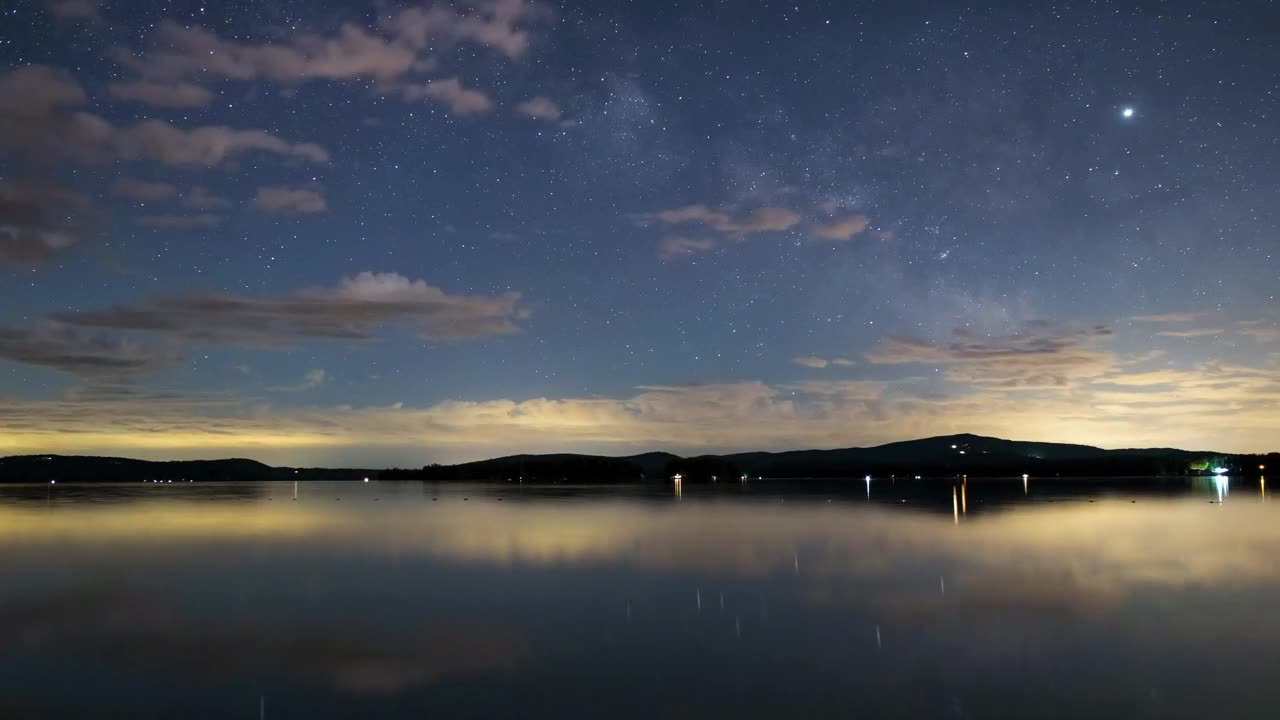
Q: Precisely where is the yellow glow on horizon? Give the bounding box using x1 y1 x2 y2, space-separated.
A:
1 363 1277 464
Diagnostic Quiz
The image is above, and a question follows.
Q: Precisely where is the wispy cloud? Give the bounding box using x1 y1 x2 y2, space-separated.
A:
51 272 528 347
812 215 869 242
114 1 549 94
185 187 230 210
403 78 493 116
254 187 327 215
0 180 91 265
642 205 802 237
0 66 330 170
865 326 1115 389
1236 319 1280 344
109 80 214 109
2 358 1277 462
269 369 327 393
1156 328 1225 338
516 96 562 122
0 322 180 381
658 236 716 260
792 356 856 369
1133 312 1210 323
44 0 100 21
111 178 176 202
137 214 221 229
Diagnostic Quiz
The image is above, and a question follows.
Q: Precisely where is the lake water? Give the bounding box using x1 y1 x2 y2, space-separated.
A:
1 477 1276 718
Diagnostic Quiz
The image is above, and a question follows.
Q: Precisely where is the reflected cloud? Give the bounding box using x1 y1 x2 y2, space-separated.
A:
6 492 1280 618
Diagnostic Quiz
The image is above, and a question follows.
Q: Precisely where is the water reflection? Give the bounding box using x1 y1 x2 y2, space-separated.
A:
2 480 1280 718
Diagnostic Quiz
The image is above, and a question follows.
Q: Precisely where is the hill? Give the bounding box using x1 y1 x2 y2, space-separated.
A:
2 435 1273 483
380 434 1273 482
0 455 372 483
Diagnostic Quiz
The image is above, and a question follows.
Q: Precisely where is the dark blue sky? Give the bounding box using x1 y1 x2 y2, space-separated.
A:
1 0 1276 464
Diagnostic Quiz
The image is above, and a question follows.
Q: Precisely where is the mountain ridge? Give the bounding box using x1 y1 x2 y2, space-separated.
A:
2 434 1270 483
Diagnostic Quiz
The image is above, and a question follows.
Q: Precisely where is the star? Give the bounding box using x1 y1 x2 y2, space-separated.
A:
1121 107 1135 119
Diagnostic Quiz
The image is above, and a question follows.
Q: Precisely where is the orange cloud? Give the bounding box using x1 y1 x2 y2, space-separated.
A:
812 215 868 241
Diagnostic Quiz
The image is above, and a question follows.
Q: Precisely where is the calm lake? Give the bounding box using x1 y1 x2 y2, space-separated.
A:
1 477 1276 718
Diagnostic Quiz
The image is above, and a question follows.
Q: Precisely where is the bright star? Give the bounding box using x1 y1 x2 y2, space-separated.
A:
1122 107 1135 118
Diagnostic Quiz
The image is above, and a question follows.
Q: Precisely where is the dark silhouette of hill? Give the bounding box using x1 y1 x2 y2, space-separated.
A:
382 434 1274 482
0 455 372 483
722 433 1222 478
2 435 1275 483
381 452 681 483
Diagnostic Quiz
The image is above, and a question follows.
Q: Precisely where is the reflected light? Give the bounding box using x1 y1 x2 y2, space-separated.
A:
952 486 959 525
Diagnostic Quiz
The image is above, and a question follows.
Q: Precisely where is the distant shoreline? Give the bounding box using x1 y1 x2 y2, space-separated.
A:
2 434 1273 484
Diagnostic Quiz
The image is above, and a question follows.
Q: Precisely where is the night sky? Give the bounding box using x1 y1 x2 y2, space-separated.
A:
1 0 1277 466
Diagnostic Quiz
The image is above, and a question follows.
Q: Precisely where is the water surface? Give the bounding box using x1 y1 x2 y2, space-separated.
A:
1 477 1276 718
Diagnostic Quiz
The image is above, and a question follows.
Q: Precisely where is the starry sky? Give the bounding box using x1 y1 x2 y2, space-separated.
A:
0 0 1277 466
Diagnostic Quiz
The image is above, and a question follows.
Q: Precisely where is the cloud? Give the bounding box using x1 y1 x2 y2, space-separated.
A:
516 96 561 122
812 215 869 241
641 204 801 237
185 187 230 210
1132 312 1210 323
390 0 548 59
104 120 330 167
0 179 92 265
115 1 549 94
403 78 493 116
658 236 716 260
865 327 1115 389
1156 328 1225 338
118 21 418 84
109 80 215 108
0 322 180 381
1235 320 1280 344
269 368 327 393
52 272 528 347
44 0 99 19
0 67 329 169
3 356 1277 463
138 214 221 229
793 356 856 368
110 178 176 202
254 187 327 215
0 65 85 117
